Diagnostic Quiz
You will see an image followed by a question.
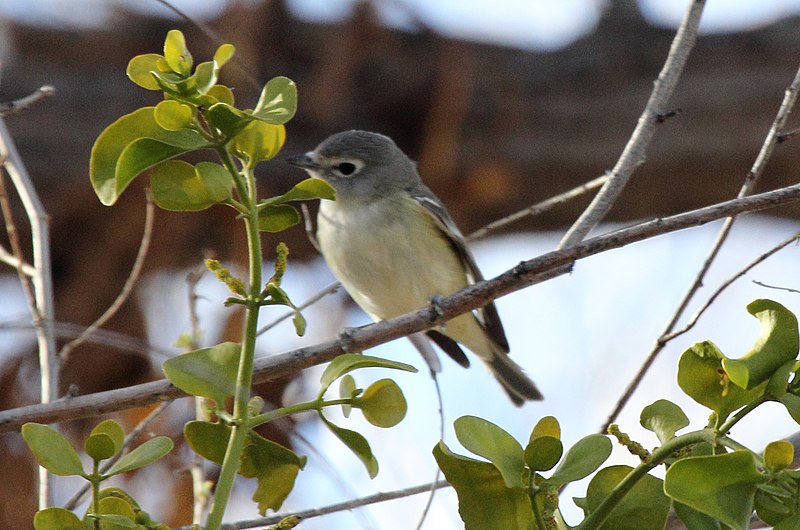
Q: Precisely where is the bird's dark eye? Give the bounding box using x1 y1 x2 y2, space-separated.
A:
336 162 357 176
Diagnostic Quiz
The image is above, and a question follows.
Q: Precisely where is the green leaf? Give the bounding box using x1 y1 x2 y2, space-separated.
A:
586 465 670 530
339 374 357 418
257 204 300 233
240 431 307 514
96 496 137 529
163 29 193 76
664 450 767 530
764 440 794 472
320 415 378 478
33 507 83 530
319 353 418 394
640 399 690 444
524 435 563 472
672 501 722 530
258 177 336 208
21 423 85 477
90 107 208 205
545 434 612 487
253 76 297 124
85 433 116 462
454 415 525 489
530 415 561 442
213 43 235 67
154 100 194 131
722 300 799 390
162 342 240 404
106 436 173 476
184 420 229 464
292 310 307 337
355 378 407 428
151 160 232 211
433 441 533 530
207 84 235 106
84 420 125 460
205 102 251 139
231 120 286 163
126 53 164 90
775 513 800 530
677 340 765 422
779 393 800 424
755 483 797 526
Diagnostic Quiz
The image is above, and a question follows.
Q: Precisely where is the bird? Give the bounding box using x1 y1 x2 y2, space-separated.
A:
287 130 542 405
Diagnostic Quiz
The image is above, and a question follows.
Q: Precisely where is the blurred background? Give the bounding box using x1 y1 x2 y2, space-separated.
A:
1 0 799 527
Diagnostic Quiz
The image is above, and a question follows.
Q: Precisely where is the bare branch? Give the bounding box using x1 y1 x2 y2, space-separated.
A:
1 182 799 432
59 192 155 362
468 174 609 242
752 280 800 294
172 480 451 530
0 86 55 116
602 60 800 431
558 0 705 248
256 281 341 337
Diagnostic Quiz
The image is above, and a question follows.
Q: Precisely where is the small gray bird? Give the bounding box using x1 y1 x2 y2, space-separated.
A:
288 130 542 405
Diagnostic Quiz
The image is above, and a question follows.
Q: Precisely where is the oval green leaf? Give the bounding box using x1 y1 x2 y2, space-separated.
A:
184 420 229 464
524 435 563 472
21 423 85 477
764 440 794 472
106 436 173 476
664 450 767 530
85 433 116 462
126 53 164 90
154 100 194 131
546 434 612 487
356 378 407 428
33 507 83 530
530 415 560 442
151 160 232 212
232 120 286 163
213 43 235 67
162 342 240 404
241 431 307 515
339 374 357 418
253 76 297 124
257 204 300 233
454 415 525 489
163 29 193 76
640 399 689 444
320 415 378 478
205 102 251 139
89 419 125 455
258 177 336 209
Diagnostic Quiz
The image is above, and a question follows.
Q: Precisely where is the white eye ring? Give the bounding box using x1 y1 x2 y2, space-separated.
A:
331 159 364 177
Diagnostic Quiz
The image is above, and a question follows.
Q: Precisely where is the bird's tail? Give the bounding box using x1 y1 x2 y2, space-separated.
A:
486 352 544 405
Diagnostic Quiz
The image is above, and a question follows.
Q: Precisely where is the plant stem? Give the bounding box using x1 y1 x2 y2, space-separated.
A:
248 398 352 429
203 157 264 530
578 429 715 529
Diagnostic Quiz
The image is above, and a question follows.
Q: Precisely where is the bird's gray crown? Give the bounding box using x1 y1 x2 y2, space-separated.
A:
316 130 404 168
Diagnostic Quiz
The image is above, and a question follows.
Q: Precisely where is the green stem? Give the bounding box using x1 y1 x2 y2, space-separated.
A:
248 398 352 429
91 461 101 530
203 154 263 530
578 429 715 530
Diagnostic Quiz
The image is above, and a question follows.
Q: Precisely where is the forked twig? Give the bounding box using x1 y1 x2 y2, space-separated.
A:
558 0 706 249
602 61 800 431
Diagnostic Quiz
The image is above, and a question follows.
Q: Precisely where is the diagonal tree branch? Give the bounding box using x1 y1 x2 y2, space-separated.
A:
1 181 799 433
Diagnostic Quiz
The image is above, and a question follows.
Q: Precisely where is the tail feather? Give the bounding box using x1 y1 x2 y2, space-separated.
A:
487 353 544 405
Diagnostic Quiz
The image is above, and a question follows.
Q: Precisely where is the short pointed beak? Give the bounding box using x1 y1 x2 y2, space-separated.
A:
285 152 320 170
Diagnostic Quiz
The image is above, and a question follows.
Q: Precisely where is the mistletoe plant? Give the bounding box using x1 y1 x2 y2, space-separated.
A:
436 299 800 530
24 30 418 530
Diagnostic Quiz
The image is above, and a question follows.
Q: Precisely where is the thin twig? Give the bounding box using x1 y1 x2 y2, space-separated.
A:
62 401 172 510
658 232 800 344
255 281 340 337
752 280 800 294
0 242 36 275
468 174 609 241
59 192 155 362
601 60 800 431
2 181 800 431
558 0 705 249
0 85 55 116
171 480 451 530
0 114 57 507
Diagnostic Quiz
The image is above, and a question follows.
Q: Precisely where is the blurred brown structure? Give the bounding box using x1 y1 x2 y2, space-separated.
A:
1 0 799 526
